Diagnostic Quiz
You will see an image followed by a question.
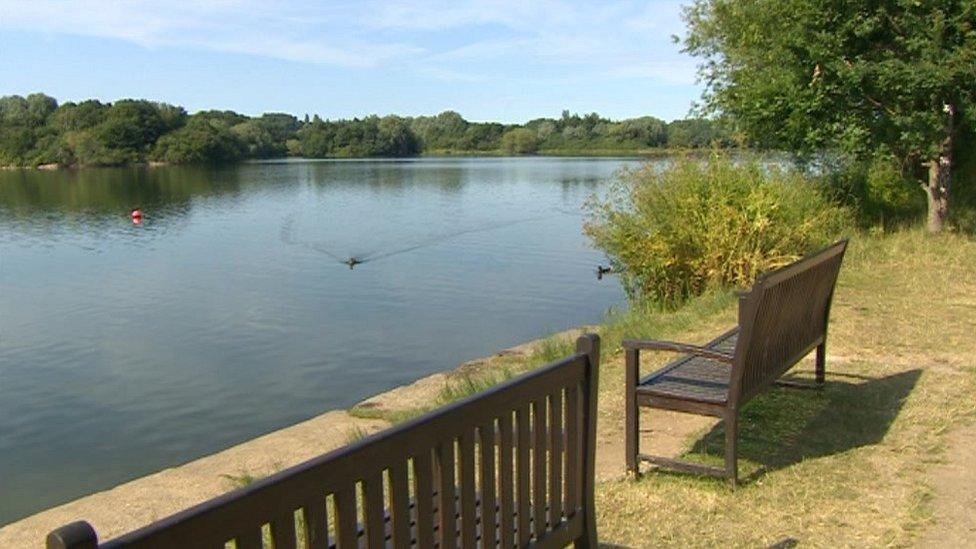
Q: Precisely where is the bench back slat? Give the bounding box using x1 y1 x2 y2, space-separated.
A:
478 420 498 546
548 389 564 527
516 403 533 546
498 413 516 549
49 334 600 549
730 240 848 406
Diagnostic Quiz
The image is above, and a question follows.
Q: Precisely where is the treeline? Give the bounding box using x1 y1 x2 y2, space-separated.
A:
0 93 734 167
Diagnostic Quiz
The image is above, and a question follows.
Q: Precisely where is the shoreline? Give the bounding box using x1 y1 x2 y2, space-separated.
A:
0 327 589 548
0 148 728 171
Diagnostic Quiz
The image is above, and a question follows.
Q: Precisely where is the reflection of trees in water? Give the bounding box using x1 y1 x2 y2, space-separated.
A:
303 160 467 194
0 165 257 234
558 176 605 191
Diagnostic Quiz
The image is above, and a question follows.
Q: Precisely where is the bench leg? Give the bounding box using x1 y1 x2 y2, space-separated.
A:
724 412 738 488
815 342 826 385
625 348 639 476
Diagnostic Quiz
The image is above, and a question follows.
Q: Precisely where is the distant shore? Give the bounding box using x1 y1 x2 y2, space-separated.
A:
0 148 715 171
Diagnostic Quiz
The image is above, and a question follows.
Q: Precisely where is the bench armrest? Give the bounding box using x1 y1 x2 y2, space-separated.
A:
622 339 734 363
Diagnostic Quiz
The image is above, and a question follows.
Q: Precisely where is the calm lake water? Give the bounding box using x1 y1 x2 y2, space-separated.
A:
0 157 642 525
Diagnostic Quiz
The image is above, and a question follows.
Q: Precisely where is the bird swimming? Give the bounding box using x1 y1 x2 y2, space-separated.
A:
345 257 363 269
596 265 612 280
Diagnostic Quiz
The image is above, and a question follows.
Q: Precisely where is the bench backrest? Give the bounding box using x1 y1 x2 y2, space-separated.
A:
729 240 848 405
48 335 600 549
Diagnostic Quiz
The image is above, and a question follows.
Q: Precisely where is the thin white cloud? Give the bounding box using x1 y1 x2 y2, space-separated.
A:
362 0 567 31
605 60 697 85
431 38 533 61
0 0 419 67
0 0 696 83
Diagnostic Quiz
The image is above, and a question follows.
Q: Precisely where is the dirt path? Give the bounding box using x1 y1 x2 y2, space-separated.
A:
915 421 976 547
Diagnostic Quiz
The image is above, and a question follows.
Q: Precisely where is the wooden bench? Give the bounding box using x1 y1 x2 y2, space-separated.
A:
48 335 601 549
624 240 848 485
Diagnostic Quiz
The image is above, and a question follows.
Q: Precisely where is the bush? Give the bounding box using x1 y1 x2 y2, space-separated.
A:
585 156 852 305
500 128 538 155
949 123 976 232
823 155 926 229
152 118 245 164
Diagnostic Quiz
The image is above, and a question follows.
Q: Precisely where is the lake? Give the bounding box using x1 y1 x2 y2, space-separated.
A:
0 157 642 525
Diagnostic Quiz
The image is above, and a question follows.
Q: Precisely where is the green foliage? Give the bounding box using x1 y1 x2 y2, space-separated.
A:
94 100 167 163
611 116 669 147
220 471 258 488
500 128 539 155
0 92 737 167
344 425 371 445
585 156 852 305
231 120 282 158
410 110 469 150
295 115 421 157
948 115 976 230
0 126 36 166
49 100 107 133
437 368 515 405
232 113 299 157
25 93 58 126
682 0 976 226
667 118 734 148
824 155 927 228
0 94 58 166
153 117 245 164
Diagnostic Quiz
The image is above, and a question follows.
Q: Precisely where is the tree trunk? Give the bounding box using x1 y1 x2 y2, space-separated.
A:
926 104 955 233
927 156 951 233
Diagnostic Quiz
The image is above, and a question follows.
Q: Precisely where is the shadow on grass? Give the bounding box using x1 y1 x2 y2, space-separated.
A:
685 369 922 483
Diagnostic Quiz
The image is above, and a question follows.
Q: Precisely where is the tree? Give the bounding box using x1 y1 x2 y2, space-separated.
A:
231 120 281 157
410 111 468 150
25 93 58 126
458 123 504 151
0 95 30 126
94 99 167 162
683 0 976 232
50 100 107 132
501 128 539 155
257 114 299 141
154 103 188 133
376 115 421 156
666 118 731 148
612 116 668 147
0 126 35 165
153 116 245 164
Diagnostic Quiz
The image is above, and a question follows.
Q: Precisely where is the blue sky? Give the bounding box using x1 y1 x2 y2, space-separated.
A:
0 1 702 122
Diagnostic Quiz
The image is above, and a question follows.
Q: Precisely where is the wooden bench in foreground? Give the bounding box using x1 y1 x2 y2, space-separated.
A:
48 334 601 548
625 240 848 485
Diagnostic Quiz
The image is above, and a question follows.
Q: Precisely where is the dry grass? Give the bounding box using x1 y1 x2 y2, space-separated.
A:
343 228 976 547
595 229 976 547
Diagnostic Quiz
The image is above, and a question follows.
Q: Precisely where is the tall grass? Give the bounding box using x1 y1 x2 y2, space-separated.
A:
585 155 853 305
436 367 514 405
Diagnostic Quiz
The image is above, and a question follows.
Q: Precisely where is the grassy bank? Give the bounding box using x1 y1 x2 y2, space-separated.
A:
352 228 976 546
597 230 976 546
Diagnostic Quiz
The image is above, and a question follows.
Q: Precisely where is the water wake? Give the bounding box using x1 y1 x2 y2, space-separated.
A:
279 213 557 268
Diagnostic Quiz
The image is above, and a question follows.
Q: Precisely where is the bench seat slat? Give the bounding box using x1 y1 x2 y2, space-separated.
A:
635 329 738 404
